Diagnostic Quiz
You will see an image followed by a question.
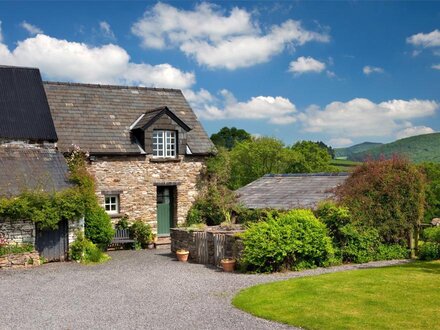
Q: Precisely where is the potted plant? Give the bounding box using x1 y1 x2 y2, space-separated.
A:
220 257 236 272
176 249 189 262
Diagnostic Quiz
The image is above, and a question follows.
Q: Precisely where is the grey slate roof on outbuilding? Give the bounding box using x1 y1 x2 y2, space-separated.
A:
0 145 71 197
0 66 57 142
236 173 349 210
44 82 214 155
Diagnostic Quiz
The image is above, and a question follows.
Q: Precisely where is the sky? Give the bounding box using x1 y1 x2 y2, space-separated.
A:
0 1 439 147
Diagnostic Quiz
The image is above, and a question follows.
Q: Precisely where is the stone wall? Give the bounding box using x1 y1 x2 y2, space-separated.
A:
0 218 84 246
87 155 205 230
171 227 244 266
0 219 35 245
0 251 40 269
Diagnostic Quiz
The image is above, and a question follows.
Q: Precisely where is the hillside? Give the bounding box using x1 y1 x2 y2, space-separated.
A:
335 142 383 159
349 133 440 163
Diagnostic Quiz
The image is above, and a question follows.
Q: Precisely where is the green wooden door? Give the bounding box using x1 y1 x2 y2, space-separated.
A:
157 187 173 236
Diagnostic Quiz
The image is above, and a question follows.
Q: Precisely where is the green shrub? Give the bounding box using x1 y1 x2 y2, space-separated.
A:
419 242 440 261
422 227 440 243
375 244 409 260
186 207 203 226
338 224 381 263
69 231 109 264
316 202 351 243
115 216 130 230
129 220 152 248
0 243 34 257
235 208 286 224
240 209 334 273
84 206 114 249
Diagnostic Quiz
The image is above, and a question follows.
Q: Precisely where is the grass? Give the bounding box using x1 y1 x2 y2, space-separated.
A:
233 261 440 330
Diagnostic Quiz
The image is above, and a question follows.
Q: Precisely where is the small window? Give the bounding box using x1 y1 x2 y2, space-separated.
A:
153 130 177 158
104 195 119 214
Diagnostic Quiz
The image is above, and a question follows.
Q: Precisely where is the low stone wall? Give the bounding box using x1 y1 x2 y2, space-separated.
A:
0 251 40 269
0 219 35 245
171 227 244 266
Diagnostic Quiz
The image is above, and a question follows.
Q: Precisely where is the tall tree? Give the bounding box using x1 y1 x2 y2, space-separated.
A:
210 127 251 150
288 141 335 173
228 137 300 189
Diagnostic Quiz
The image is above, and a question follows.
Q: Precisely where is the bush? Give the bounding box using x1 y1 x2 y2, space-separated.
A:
84 206 114 249
375 244 409 260
129 220 152 248
115 216 130 230
315 202 351 243
186 207 204 226
335 157 425 245
0 243 34 257
339 224 381 263
422 227 440 243
69 231 109 263
419 242 440 261
240 210 334 273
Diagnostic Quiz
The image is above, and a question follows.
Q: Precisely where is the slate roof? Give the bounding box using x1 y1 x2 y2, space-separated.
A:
0 66 57 142
0 145 71 197
131 106 191 132
44 82 214 155
236 173 349 210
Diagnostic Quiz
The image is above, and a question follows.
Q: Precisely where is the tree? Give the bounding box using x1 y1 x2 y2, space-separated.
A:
288 141 335 173
335 157 425 254
210 127 251 150
228 137 301 189
419 162 440 223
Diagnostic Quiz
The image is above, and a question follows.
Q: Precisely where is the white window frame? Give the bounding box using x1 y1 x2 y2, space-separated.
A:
153 130 176 158
104 195 119 214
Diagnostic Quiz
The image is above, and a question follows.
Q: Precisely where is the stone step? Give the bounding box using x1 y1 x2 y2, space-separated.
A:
155 236 171 250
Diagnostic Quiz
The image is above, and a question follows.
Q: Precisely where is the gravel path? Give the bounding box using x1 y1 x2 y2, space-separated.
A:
0 250 409 330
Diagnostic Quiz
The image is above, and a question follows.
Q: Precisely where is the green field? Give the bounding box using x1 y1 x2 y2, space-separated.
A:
233 261 440 330
330 159 361 171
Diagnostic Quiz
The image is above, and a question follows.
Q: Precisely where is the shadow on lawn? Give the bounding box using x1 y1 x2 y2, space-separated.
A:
399 260 440 275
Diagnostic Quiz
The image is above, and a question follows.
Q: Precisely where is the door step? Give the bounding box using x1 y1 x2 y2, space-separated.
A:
155 236 171 250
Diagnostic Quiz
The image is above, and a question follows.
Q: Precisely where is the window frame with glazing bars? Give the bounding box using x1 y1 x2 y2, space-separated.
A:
152 130 177 158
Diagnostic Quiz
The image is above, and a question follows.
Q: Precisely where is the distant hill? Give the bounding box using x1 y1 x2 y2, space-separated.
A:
335 142 383 159
342 133 440 163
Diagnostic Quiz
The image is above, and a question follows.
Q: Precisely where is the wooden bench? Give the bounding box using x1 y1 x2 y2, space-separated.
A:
109 229 135 249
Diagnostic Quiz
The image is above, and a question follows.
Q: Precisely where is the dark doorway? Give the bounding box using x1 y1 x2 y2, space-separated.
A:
156 186 175 236
35 219 68 261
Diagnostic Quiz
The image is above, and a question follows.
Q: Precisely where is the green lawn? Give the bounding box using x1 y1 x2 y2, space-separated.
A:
233 261 440 330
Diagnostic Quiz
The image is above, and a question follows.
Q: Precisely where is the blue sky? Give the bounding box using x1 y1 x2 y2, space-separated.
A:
0 1 439 147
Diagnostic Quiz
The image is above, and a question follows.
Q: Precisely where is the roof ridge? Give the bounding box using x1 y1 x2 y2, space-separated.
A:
43 81 182 93
264 173 349 177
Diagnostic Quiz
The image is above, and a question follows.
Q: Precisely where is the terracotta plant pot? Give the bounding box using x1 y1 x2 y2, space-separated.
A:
221 258 236 272
176 249 189 262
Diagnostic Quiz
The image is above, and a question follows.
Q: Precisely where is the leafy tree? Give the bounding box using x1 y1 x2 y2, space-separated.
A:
288 141 336 173
418 162 440 223
335 157 425 252
210 126 251 150
228 137 300 189
317 141 335 159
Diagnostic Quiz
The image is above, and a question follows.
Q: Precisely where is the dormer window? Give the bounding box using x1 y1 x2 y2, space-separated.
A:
153 130 176 158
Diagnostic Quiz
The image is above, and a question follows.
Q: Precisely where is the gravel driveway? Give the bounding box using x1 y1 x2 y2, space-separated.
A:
0 250 408 330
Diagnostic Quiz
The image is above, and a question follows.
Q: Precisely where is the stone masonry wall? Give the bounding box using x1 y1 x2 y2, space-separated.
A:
0 251 40 269
0 219 35 245
87 155 205 231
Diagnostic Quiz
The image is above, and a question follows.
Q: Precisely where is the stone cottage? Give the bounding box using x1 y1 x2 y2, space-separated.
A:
0 66 82 261
44 82 214 236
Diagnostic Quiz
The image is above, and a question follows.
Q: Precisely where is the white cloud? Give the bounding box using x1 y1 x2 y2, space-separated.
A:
396 126 435 139
299 98 439 138
20 21 43 36
288 56 326 74
192 89 297 124
99 21 115 39
328 138 353 147
407 29 440 48
132 2 329 70
363 65 384 75
432 64 440 70
0 34 195 89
